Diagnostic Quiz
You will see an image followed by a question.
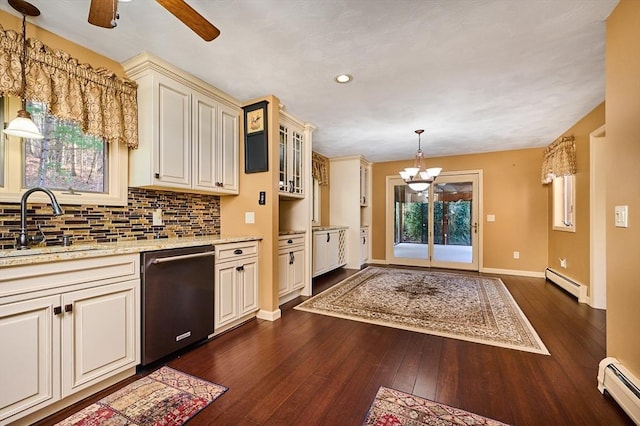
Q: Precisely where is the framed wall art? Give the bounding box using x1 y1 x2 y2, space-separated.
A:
242 101 269 173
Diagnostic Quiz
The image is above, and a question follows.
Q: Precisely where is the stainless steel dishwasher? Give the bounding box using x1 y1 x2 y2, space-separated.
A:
140 245 214 366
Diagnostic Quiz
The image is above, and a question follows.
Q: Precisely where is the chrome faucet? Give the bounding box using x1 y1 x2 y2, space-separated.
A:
17 187 64 250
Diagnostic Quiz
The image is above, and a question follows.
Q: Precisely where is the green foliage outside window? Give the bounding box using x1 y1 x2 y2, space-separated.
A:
24 101 107 193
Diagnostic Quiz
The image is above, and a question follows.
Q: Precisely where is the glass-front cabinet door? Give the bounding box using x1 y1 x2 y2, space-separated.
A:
278 115 304 198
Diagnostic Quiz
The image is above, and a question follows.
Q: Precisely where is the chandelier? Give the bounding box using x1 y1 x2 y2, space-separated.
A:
399 129 441 192
2 0 43 140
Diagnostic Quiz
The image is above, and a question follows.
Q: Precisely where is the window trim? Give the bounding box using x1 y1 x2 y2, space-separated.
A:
552 174 576 232
0 96 129 206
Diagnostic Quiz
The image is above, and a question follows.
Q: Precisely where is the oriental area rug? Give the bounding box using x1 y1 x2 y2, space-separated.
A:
54 366 227 426
363 386 509 426
296 267 549 355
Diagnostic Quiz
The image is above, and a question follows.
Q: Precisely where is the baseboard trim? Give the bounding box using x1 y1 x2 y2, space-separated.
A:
257 308 281 322
481 267 545 278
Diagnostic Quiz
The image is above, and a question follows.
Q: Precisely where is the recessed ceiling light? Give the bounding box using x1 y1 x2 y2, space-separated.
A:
334 74 353 84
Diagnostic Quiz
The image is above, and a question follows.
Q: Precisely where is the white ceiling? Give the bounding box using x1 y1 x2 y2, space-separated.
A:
0 0 618 163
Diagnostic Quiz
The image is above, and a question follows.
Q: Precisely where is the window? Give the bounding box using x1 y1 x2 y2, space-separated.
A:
1 96 128 206
552 175 575 232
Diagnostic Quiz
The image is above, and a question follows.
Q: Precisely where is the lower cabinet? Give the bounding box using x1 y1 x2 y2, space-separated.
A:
360 227 369 265
0 254 140 425
278 234 305 298
312 228 347 277
214 241 259 333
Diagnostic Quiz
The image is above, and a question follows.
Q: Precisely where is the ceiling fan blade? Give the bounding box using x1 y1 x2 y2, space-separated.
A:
88 0 117 28
156 0 220 41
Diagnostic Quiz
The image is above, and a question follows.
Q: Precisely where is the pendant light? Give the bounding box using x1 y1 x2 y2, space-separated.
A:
3 0 43 140
399 129 441 192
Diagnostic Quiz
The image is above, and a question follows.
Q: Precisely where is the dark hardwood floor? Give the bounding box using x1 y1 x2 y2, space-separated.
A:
36 267 634 426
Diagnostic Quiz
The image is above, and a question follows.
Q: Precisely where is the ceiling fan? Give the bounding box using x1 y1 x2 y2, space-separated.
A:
88 0 220 41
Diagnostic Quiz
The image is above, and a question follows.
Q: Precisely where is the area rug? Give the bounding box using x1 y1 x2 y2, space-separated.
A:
296 267 549 355
363 386 509 425
54 366 227 426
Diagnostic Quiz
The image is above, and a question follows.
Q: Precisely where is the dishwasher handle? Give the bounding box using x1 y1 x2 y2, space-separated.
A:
151 251 214 264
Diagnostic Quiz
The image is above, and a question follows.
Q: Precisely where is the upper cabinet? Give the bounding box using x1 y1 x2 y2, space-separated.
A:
360 159 370 207
279 112 305 198
123 52 240 195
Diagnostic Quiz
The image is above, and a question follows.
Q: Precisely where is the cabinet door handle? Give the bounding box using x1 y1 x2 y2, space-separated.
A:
289 252 294 265
363 237 366 244
326 233 330 243
234 249 243 255
236 265 244 272
64 304 73 313
54 306 62 315
289 180 294 193
154 173 160 179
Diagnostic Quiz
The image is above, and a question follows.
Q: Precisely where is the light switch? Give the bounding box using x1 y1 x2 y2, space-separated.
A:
614 205 628 228
487 214 495 222
245 212 255 224
152 208 163 226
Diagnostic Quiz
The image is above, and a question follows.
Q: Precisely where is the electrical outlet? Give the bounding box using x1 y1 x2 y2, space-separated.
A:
513 251 520 259
245 212 255 224
614 205 628 228
560 258 567 268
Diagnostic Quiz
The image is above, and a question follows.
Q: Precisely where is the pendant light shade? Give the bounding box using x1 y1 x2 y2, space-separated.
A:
399 129 441 191
4 109 44 140
2 0 43 140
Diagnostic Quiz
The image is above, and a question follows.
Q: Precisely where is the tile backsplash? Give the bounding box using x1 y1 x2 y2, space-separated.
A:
0 188 220 250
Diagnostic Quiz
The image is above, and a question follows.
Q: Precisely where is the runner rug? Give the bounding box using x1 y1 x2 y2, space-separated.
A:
296 266 549 355
54 366 227 426
363 386 509 425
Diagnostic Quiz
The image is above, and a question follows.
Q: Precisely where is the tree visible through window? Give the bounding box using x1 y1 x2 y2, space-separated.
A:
24 101 108 193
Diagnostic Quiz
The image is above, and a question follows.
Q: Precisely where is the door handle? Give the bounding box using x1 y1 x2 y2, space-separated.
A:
326 233 330 243
236 265 244 272
289 252 294 265
152 251 214 264
472 222 479 234
64 304 73 313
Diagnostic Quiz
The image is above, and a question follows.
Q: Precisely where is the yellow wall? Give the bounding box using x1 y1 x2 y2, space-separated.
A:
605 0 640 375
547 103 605 288
220 96 280 315
0 10 125 76
371 148 548 272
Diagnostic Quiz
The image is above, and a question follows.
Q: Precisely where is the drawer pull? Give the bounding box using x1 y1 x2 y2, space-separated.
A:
287 239 293 244
234 249 243 255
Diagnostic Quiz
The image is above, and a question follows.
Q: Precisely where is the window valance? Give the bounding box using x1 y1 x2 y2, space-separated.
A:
541 135 576 184
312 151 329 186
0 24 138 148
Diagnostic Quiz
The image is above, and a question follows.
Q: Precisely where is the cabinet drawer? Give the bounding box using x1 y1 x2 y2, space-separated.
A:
278 234 305 248
215 241 258 261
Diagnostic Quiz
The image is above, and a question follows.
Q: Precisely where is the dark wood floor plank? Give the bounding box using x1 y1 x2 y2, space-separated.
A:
33 267 635 426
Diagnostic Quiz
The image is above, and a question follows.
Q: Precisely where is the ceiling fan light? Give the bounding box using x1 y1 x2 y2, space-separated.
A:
408 182 429 192
3 110 44 140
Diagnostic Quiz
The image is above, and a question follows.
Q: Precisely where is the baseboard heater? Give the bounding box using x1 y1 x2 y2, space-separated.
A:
598 357 640 424
544 268 587 302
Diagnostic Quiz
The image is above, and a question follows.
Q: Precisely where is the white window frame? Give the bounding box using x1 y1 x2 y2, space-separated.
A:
552 174 575 232
0 96 128 206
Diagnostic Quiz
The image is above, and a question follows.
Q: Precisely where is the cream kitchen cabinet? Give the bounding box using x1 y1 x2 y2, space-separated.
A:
214 241 259 333
279 112 305 198
360 227 369 265
0 254 140 425
312 228 347 277
124 52 239 195
278 234 305 299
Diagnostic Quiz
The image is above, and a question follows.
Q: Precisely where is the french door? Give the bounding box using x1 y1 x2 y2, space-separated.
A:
386 172 480 270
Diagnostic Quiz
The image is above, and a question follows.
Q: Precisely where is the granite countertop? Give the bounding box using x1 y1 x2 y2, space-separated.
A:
0 235 262 267
312 225 348 231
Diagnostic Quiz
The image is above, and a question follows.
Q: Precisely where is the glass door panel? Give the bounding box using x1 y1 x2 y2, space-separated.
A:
430 174 479 270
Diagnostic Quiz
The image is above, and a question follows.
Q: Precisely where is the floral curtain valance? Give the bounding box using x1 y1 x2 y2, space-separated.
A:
0 24 138 148
541 135 576 184
312 151 329 186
